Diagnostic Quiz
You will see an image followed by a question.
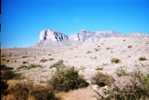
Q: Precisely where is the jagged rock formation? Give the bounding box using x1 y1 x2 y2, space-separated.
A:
34 29 70 47
33 29 149 47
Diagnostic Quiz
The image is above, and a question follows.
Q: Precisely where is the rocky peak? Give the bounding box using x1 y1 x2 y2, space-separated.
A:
69 30 94 42
39 29 68 42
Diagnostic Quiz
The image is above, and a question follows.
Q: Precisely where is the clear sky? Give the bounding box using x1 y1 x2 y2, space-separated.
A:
1 0 149 48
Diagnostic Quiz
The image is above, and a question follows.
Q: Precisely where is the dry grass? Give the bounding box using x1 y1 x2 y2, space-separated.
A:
56 86 96 100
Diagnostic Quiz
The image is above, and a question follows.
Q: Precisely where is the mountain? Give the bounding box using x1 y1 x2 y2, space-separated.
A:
32 29 149 47
83 30 124 44
129 32 149 38
68 30 94 46
69 30 94 42
33 29 70 47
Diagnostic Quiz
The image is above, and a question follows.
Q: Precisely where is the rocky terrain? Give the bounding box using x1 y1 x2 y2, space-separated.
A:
1 29 149 100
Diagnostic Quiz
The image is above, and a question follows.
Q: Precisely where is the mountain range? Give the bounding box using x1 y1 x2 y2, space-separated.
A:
33 29 149 47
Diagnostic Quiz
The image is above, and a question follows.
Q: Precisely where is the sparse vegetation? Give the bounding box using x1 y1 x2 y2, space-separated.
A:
28 64 43 70
49 58 54 61
86 51 91 54
40 58 48 63
95 66 103 71
7 82 58 100
48 54 52 56
139 56 147 61
94 48 99 51
94 70 149 100
50 60 65 71
22 56 28 58
115 66 128 76
128 45 132 48
17 64 42 70
22 61 28 64
111 58 121 63
1 65 23 98
17 65 28 70
106 47 111 50
91 72 114 87
49 67 88 92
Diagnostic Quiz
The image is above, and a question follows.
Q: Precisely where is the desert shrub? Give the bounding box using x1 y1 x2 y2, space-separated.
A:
139 56 147 61
111 58 121 63
22 56 28 58
94 48 99 51
0 65 14 70
49 67 88 92
128 45 132 48
2 70 16 80
91 72 115 87
49 58 54 61
86 51 91 54
106 47 111 50
22 61 28 64
17 65 28 70
50 60 65 71
17 64 42 70
40 58 48 63
94 71 149 100
1 80 8 95
28 64 43 70
95 67 103 71
48 54 52 56
115 66 128 76
1 65 23 98
8 82 57 100
1 65 22 80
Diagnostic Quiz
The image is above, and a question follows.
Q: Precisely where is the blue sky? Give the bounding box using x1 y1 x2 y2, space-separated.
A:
1 0 149 48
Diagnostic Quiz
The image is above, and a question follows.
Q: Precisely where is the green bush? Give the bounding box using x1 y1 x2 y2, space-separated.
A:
139 56 147 61
111 58 121 63
49 67 88 92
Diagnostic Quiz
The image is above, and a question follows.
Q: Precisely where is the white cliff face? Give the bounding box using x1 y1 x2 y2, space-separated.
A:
39 29 68 42
35 29 69 47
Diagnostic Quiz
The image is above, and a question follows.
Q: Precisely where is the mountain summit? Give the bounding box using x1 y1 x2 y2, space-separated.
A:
33 29 149 47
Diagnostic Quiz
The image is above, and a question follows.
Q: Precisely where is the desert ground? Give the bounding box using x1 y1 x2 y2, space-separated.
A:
1 37 149 100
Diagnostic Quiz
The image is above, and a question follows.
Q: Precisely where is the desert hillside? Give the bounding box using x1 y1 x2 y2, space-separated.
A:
1 37 149 100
